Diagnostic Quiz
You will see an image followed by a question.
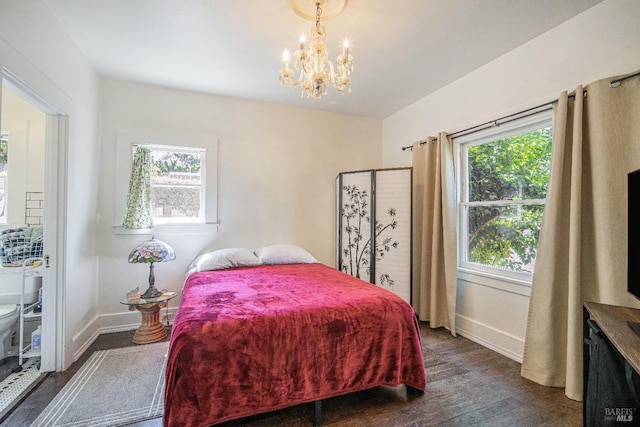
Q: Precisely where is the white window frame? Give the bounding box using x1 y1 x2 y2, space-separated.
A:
114 129 218 234
457 111 552 286
140 143 206 225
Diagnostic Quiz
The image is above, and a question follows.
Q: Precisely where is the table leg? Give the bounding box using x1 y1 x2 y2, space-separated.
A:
132 302 167 344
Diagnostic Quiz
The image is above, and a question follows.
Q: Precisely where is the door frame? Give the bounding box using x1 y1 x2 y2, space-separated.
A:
2 69 67 372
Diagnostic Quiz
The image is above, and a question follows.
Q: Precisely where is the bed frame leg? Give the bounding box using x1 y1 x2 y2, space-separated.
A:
406 385 424 397
314 400 322 427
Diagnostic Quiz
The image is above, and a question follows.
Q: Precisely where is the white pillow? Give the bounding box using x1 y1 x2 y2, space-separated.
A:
256 244 317 265
187 247 261 274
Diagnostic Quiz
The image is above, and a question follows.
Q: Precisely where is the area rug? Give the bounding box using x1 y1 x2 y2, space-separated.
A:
31 342 168 427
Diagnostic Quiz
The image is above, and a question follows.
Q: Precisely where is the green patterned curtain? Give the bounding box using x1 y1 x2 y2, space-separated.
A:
122 147 154 229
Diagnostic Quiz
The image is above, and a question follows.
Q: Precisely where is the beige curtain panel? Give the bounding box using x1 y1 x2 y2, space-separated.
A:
522 71 640 401
412 132 457 334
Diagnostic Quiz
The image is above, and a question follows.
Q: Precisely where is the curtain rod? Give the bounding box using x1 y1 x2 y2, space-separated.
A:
450 103 554 140
402 70 640 151
400 101 554 151
610 70 640 87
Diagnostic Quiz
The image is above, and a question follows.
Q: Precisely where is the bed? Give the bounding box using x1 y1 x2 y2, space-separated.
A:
163 245 426 427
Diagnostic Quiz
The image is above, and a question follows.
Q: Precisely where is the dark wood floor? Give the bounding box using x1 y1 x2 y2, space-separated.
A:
1 323 582 426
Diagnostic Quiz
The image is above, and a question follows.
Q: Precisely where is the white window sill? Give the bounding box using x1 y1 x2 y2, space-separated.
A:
457 267 532 297
114 223 219 235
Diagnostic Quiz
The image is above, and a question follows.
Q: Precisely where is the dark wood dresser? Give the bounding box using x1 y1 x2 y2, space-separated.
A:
583 302 640 426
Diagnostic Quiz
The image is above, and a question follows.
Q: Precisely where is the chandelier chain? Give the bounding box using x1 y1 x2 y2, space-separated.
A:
315 2 322 29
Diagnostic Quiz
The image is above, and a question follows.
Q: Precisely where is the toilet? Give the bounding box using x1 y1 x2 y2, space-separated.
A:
0 304 19 359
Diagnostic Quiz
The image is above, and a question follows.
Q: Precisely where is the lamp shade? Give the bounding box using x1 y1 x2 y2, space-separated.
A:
128 237 176 264
128 237 175 299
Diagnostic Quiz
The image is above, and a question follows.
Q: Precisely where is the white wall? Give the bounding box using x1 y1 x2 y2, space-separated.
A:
0 0 101 369
1 87 46 225
382 0 640 361
93 80 382 335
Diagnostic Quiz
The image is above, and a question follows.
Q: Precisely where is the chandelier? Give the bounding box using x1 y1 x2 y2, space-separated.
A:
279 0 353 99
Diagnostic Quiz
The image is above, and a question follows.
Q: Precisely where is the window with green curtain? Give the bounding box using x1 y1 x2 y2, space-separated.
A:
122 146 154 229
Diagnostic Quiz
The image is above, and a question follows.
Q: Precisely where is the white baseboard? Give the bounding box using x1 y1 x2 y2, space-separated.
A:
455 313 524 363
71 307 178 363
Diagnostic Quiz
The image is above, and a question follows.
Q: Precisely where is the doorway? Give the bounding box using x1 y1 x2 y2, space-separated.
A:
0 69 65 378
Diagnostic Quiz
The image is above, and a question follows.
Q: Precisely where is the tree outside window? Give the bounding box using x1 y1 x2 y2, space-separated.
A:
461 123 552 277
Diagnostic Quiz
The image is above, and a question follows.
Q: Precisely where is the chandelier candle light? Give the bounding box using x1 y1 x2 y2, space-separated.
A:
279 0 353 99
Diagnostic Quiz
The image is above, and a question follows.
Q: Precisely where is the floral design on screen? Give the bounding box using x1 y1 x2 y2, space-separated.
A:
340 184 399 288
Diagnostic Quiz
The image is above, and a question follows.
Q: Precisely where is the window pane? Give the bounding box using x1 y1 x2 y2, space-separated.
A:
467 204 544 273
151 186 201 219
468 128 552 202
150 150 202 185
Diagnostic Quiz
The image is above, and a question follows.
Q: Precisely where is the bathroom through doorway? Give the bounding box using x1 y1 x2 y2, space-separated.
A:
0 71 64 416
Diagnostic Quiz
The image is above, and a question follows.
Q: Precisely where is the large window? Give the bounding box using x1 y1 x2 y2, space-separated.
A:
459 115 552 281
144 145 206 224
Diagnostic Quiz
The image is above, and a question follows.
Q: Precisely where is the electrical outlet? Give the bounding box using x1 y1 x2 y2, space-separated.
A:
161 313 173 324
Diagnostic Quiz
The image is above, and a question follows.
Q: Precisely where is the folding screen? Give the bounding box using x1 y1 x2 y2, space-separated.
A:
337 168 412 304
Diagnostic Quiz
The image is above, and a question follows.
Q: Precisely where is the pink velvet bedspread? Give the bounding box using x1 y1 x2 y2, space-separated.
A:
163 263 426 427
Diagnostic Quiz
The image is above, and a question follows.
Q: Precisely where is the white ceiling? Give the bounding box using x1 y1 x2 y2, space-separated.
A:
45 0 603 118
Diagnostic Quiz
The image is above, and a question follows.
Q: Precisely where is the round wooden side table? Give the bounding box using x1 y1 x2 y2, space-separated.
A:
120 292 177 344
